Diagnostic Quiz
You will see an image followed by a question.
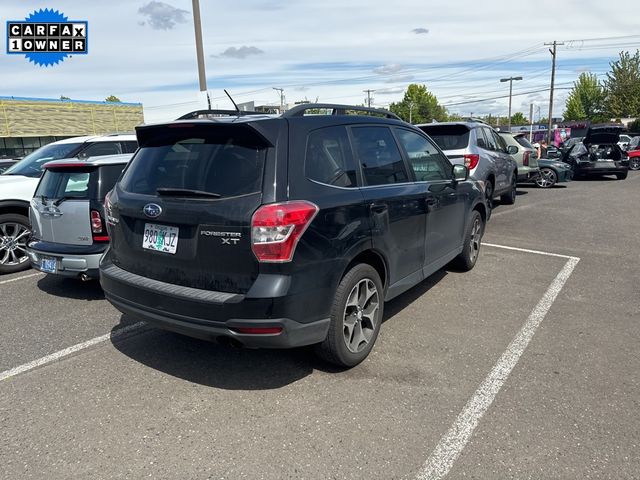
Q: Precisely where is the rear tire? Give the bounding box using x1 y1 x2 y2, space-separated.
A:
500 174 517 205
616 171 628 180
451 210 484 272
0 213 31 274
484 179 494 211
316 264 384 368
629 158 640 170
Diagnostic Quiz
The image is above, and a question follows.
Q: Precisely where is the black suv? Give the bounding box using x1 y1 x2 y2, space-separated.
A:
100 104 488 367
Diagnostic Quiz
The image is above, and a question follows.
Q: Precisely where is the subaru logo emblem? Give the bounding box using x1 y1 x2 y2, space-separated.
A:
143 203 162 218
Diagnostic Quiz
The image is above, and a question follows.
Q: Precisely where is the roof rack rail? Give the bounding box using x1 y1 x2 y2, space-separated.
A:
282 103 401 121
464 117 490 126
177 109 267 120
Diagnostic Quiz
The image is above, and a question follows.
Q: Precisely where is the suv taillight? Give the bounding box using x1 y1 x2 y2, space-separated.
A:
91 210 109 242
523 151 530 166
251 201 319 263
464 154 480 170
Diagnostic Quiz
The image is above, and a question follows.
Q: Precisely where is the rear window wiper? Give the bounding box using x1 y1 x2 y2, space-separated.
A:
156 188 221 198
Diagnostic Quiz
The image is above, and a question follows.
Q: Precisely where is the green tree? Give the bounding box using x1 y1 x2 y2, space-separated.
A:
105 95 121 103
563 72 606 121
389 84 447 124
510 112 528 125
60 95 70 100
603 50 640 118
627 118 640 132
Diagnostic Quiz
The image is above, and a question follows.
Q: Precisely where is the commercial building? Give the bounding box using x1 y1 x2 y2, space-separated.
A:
0 96 144 158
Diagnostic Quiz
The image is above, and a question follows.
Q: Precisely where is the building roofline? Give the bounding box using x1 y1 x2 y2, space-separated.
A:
0 95 142 107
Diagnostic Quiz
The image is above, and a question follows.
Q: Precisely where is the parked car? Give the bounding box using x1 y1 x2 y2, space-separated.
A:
99 104 488 367
27 155 131 280
0 159 17 174
561 124 629 180
627 136 640 170
533 158 574 188
417 121 518 209
498 132 540 183
0 134 137 274
618 133 632 150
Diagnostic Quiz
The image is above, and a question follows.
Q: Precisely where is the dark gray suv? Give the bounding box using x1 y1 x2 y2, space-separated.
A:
100 104 488 367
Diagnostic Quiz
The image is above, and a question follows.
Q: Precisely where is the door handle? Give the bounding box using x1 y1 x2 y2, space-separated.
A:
426 197 439 213
370 203 387 214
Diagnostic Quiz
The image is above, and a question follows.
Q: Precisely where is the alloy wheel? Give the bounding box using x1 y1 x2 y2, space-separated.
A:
342 278 380 354
469 217 481 264
0 222 30 267
485 181 494 209
535 168 557 188
630 158 640 171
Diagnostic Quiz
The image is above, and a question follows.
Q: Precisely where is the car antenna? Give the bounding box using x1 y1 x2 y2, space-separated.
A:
224 89 240 115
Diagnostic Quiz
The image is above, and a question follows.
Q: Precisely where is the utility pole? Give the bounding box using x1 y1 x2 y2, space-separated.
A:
409 101 415 124
500 76 523 131
363 89 375 107
273 87 285 112
545 40 564 143
529 103 534 142
191 0 210 109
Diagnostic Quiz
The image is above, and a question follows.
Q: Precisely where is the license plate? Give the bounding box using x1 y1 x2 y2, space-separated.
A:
40 256 57 274
142 223 179 254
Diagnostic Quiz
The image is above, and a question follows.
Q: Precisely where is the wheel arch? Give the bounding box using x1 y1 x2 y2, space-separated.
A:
0 200 30 219
343 249 388 292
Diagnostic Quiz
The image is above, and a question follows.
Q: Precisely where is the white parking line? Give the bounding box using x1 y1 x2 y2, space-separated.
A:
0 272 44 286
0 322 145 382
417 245 580 480
482 242 579 260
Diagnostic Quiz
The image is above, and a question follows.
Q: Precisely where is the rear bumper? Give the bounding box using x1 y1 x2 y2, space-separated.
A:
100 261 331 348
575 164 628 176
27 240 107 278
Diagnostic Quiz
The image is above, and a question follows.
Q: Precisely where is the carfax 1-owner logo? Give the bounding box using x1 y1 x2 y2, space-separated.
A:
6 8 88 67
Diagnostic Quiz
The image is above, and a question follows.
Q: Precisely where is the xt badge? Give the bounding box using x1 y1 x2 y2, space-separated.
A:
200 230 241 245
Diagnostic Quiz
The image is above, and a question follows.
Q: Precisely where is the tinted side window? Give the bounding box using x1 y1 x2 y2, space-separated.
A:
482 127 497 151
352 126 408 186
305 126 356 187
121 141 139 154
396 129 450 181
475 128 488 149
98 164 127 199
81 141 122 158
492 130 508 153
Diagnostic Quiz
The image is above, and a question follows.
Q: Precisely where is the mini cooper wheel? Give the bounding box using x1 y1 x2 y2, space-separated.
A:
316 264 383 368
0 214 31 274
535 168 557 188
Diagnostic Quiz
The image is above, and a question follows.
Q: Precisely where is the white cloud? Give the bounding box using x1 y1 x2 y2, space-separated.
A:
373 64 404 75
138 1 189 30
214 46 265 59
412 27 429 34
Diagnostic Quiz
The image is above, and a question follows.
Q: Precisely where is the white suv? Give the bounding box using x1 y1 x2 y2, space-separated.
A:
0 134 137 274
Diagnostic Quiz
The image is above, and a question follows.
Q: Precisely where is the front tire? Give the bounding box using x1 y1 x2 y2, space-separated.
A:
316 264 384 368
451 210 484 272
0 213 31 274
616 171 628 180
535 168 557 188
629 157 640 170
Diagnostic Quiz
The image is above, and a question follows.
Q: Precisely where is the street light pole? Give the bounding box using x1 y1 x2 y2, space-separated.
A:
191 0 210 109
500 76 523 131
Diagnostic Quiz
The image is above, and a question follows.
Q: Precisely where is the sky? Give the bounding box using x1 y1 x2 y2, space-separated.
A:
1 0 639 124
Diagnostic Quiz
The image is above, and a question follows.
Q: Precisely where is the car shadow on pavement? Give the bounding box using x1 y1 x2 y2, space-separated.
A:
110 316 314 390
36 275 105 300
109 270 452 385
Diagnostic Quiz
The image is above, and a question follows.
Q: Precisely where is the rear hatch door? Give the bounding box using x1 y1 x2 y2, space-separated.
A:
583 124 623 145
31 166 95 245
108 122 276 294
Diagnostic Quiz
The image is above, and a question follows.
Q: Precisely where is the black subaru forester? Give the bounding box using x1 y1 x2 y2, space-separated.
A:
100 104 488 367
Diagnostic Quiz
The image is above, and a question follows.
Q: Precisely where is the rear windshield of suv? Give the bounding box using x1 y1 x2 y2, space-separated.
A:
514 135 534 149
418 125 470 151
120 129 267 197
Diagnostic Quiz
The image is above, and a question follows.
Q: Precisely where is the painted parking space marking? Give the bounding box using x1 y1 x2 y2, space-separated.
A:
417 244 580 480
0 272 44 286
0 322 145 382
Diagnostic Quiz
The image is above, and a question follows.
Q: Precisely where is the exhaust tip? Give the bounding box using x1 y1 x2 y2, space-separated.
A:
80 273 92 282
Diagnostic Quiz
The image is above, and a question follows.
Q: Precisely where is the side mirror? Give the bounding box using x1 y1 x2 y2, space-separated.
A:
452 164 468 182
507 145 518 155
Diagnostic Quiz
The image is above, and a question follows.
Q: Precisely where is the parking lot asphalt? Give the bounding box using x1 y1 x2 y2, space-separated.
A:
1 173 639 479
